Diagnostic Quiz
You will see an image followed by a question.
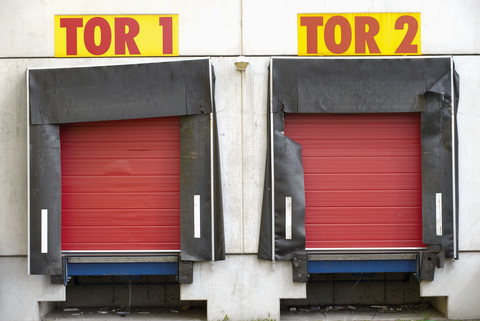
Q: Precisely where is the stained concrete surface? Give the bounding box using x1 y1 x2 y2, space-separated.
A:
43 305 457 321
43 307 206 320
281 306 450 321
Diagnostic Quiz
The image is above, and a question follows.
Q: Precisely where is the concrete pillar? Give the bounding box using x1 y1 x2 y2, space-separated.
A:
181 255 306 320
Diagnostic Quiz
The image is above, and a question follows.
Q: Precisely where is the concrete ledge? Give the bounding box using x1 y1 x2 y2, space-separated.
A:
421 252 480 319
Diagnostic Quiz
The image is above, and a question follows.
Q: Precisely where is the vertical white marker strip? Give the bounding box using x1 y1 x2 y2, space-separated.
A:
436 193 443 236
210 110 215 261
285 197 292 240
270 58 276 263
450 57 458 258
41 209 48 253
194 195 201 239
209 61 215 262
27 70 31 274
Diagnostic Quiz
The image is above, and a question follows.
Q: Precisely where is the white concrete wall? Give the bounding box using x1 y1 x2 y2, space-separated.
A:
242 0 480 55
1 0 480 57
1 0 480 320
420 56 480 319
212 56 270 254
0 0 241 57
0 257 65 321
420 254 480 320
455 56 480 252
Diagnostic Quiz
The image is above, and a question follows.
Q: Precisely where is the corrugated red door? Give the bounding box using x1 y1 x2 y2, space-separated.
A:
61 117 180 252
284 113 425 250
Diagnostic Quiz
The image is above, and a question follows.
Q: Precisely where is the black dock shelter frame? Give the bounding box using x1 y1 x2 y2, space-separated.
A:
259 57 459 281
28 59 225 282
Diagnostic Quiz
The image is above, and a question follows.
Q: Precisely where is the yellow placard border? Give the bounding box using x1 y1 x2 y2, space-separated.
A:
55 14 179 57
298 13 421 56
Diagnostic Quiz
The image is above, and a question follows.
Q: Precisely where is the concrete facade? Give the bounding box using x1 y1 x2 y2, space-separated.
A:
1 1 480 320
181 255 305 321
420 56 480 320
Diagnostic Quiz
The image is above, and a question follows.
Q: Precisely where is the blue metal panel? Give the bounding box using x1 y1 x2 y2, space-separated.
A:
67 262 178 276
307 260 417 274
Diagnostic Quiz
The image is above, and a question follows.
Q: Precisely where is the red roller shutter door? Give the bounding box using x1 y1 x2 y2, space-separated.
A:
60 117 180 252
284 113 425 250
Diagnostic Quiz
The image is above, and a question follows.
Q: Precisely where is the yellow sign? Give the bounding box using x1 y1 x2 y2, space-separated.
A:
55 15 179 57
298 13 420 56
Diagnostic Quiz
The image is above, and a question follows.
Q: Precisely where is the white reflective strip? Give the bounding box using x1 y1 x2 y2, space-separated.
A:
436 193 443 236
41 209 48 253
63 250 181 253
194 195 201 239
450 57 458 258
285 197 292 240
270 57 275 262
210 109 215 260
306 247 427 251
27 70 31 274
